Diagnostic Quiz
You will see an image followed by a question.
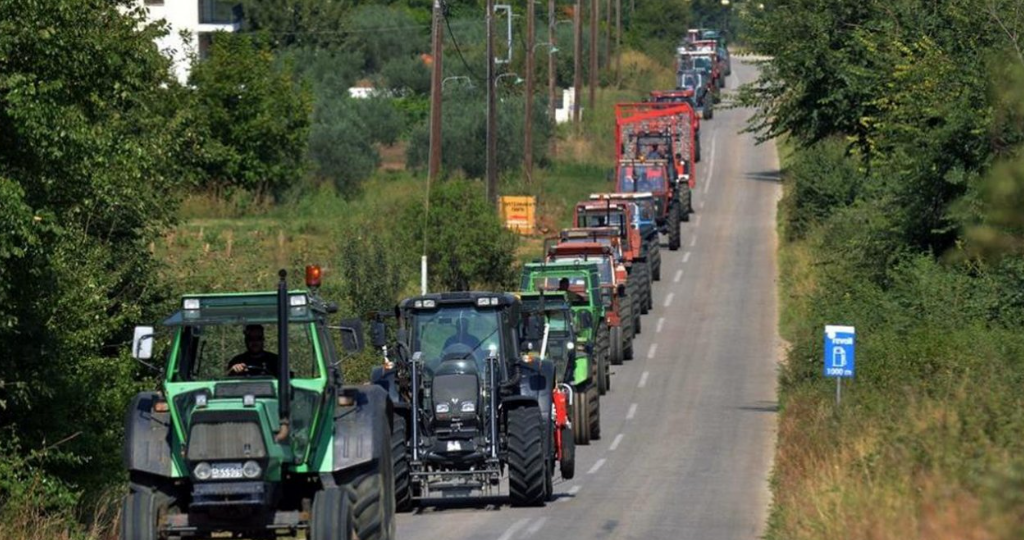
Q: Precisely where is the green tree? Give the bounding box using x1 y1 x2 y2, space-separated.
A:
0 0 187 502
189 32 313 200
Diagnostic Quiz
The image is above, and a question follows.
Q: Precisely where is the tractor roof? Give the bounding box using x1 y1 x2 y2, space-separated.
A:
517 291 571 312
548 242 612 257
163 290 325 326
398 291 518 310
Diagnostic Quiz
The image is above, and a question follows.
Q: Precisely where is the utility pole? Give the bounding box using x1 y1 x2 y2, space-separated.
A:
428 0 444 182
486 0 498 204
548 0 557 156
588 0 597 112
614 0 621 79
572 0 582 127
524 0 536 184
604 0 610 69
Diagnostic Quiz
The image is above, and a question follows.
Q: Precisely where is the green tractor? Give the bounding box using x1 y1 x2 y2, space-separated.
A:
122 268 396 540
520 262 606 444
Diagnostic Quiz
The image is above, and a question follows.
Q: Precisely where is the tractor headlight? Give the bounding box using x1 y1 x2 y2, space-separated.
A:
194 462 212 481
242 460 262 479
435 403 450 414
460 401 476 414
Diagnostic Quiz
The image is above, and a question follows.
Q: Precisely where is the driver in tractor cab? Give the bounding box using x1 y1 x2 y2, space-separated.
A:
443 317 481 351
228 324 280 377
557 277 586 305
646 144 665 160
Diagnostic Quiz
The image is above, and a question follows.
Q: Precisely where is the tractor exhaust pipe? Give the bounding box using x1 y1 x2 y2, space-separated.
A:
411 352 422 462
275 269 291 443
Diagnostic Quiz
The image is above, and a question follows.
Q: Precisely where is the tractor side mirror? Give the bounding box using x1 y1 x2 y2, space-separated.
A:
132 326 154 360
370 320 387 349
339 319 365 353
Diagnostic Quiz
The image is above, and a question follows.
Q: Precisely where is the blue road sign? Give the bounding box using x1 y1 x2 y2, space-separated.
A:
824 325 855 378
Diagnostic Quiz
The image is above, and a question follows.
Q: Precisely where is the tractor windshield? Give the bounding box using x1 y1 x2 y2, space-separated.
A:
550 256 613 284
410 307 502 376
527 276 591 306
692 56 713 70
619 165 668 193
578 209 626 230
170 322 323 382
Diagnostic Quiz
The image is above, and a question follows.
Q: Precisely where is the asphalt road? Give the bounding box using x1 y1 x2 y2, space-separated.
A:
396 58 780 540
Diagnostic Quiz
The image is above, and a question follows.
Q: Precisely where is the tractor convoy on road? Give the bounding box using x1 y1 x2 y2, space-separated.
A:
119 27 730 540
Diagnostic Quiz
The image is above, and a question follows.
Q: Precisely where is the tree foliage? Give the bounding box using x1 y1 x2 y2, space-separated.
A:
0 0 188 500
189 33 312 199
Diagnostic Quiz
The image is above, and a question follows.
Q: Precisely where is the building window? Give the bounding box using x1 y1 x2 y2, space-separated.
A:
198 0 241 24
197 32 214 60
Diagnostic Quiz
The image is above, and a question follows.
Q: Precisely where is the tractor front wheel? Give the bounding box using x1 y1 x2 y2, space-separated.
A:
311 488 355 540
119 488 168 540
596 325 610 396
345 411 396 540
392 416 413 513
588 388 601 440
508 407 548 507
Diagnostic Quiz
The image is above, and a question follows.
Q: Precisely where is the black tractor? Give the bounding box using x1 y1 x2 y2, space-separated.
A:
370 292 556 508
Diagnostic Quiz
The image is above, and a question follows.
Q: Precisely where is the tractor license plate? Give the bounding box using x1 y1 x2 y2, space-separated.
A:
210 463 244 480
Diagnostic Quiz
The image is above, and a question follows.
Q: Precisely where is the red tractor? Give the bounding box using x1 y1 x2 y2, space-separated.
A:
573 198 653 318
546 241 637 364
649 90 702 160
614 103 697 250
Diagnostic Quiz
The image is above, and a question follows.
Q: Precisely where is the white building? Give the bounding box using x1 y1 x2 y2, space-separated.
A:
140 0 243 83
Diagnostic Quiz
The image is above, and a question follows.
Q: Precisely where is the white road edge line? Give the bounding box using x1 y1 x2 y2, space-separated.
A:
683 252 691 263
639 370 651 385
587 458 607 475
496 518 530 540
627 403 638 419
663 292 675 307
609 433 625 451
703 135 718 194
656 317 665 333
525 517 548 536
673 269 683 283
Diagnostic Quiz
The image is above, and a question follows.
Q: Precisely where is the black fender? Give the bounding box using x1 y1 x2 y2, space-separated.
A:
332 384 393 473
513 360 554 421
123 392 174 478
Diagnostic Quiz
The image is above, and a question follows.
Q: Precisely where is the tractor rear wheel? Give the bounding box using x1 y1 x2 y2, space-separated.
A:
610 325 623 366
588 388 601 440
573 390 590 445
310 487 355 540
652 254 661 281
681 191 692 222
560 425 576 479
391 416 413 512
119 487 168 540
508 407 548 507
669 207 682 251
345 411 396 540
596 325 609 395
639 266 651 315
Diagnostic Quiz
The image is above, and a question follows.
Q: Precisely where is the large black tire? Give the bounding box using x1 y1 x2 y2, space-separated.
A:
696 135 702 162
638 266 651 315
508 407 548 507
588 389 601 440
310 487 355 540
573 389 591 445
596 325 609 396
634 310 642 335
346 416 396 540
609 325 624 366
560 425 576 479
652 250 661 281
119 488 167 540
668 206 682 251
391 416 413 513
681 191 692 222
645 269 654 312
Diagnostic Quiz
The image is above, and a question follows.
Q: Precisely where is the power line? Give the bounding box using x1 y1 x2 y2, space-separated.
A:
442 2 485 80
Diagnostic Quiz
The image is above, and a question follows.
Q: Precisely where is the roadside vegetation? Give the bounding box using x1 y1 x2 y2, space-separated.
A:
742 1 1024 538
0 0 681 537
